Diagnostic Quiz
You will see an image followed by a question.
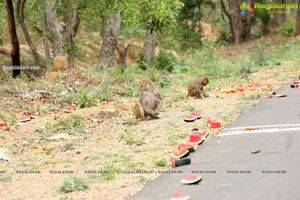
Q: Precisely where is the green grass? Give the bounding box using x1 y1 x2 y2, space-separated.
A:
59 177 88 193
153 158 167 167
44 114 84 136
118 129 149 145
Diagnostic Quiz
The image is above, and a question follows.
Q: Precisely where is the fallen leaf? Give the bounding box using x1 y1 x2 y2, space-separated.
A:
245 127 256 131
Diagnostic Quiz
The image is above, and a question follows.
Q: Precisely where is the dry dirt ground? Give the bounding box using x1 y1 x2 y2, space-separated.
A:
0 31 300 200
0 64 299 200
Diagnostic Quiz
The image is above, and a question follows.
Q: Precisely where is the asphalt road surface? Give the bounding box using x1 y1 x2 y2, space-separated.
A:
130 83 300 200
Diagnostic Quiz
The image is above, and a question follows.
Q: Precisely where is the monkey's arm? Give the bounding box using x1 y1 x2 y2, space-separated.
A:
199 87 209 98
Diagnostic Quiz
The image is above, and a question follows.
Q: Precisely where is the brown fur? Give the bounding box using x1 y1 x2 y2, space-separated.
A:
187 77 209 98
134 79 163 120
52 56 68 72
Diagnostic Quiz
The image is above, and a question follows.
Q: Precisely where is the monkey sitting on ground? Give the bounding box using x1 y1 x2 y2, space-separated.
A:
134 79 163 120
187 77 209 98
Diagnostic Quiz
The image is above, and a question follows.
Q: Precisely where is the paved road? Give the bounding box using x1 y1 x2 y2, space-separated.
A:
130 83 300 200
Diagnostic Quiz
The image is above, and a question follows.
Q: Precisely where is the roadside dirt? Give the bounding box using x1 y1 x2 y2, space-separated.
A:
0 63 299 200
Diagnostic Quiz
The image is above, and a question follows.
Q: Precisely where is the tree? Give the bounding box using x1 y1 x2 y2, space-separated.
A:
178 0 209 49
139 0 183 67
221 0 234 41
241 0 254 41
295 0 300 36
66 0 79 68
97 0 138 71
270 0 287 27
98 11 121 71
254 6 271 35
46 0 66 57
5 0 20 78
222 0 254 44
38 0 51 72
16 0 42 74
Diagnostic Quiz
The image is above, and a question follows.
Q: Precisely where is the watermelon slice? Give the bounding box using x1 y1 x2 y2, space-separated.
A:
189 134 205 145
191 130 208 137
183 115 197 122
180 174 202 184
0 121 9 127
168 157 191 168
207 118 215 124
171 148 189 159
170 192 190 200
64 104 77 113
210 121 222 129
177 143 197 152
291 84 299 88
29 113 38 119
190 112 202 119
19 115 31 122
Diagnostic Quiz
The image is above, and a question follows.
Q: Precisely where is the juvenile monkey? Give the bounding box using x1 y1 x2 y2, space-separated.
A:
187 77 209 98
134 79 163 120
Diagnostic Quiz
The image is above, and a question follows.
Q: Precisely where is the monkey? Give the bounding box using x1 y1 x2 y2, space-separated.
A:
134 79 163 120
187 77 209 98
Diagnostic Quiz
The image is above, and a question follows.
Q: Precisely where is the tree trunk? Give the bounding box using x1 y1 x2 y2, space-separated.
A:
16 0 42 73
66 0 75 68
228 0 242 44
5 0 21 78
198 4 202 45
116 42 130 73
98 12 121 71
241 0 254 41
295 0 300 36
221 0 234 41
142 30 157 66
38 0 52 72
46 0 65 56
271 0 287 27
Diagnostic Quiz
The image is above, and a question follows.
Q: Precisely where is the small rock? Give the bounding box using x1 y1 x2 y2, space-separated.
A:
251 149 261 154
0 148 10 161
46 133 70 141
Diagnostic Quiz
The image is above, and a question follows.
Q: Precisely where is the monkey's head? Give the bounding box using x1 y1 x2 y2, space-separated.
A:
138 79 155 92
201 77 209 86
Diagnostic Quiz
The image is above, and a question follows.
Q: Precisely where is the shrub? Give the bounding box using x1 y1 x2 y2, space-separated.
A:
152 50 177 72
280 21 295 36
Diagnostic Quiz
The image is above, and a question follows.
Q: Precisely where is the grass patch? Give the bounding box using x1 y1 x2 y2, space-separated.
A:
38 115 85 138
59 177 88 193
153 158 167 167
118 129 149 145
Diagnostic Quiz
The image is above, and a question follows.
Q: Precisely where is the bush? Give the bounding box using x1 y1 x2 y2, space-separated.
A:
152 50 177 72
160 36 180 50
280 21 295 36
63 85 113 108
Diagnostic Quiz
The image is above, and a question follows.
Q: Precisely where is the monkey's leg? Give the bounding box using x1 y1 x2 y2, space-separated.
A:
154 98 163 116
134 102 145 119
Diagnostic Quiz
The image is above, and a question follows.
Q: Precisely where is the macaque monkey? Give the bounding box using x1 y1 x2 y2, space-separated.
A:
134 79 163 120
187 77 209 98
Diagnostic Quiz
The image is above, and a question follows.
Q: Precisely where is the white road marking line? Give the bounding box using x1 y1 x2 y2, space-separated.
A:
219 124 300 136
224 124 300 130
